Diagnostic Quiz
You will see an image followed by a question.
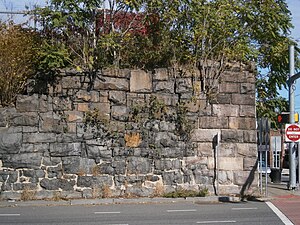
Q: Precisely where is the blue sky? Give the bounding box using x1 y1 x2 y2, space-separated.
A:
1 0 300 112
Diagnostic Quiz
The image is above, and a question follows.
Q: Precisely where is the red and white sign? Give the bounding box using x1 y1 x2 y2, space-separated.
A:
285 124 300 142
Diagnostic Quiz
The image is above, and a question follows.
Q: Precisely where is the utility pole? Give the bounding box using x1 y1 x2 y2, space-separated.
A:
289 45 297 189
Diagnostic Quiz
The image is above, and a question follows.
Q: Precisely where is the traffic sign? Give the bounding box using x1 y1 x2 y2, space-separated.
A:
285 124 300 142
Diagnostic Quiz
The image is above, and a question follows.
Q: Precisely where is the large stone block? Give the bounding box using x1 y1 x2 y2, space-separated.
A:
221 129 244 143
236 143 257 157
198 116 228 129
49 143 82 157
94 77 129 91
191 129 220 142
231 94 255 105
153 81 174 93
77 175 113 187
61 76 81 89
229 117 256 130
0 171 18 183
23 133 56 143
175 78 193 93
64 111 84 123
219 82 239 93
111 105 128 121
153 68 169 81
127 157 151 174
212 105 239 117
197 143 213 156
2 153 42 169
239 105 256 117
86 140 112 159
20 143 49 153
52 97 72 111
130 70 152 93
109 91 126 105
9 112 39 126
39 112 64 133
0 130 22 154
162 171 183 185
219 157 243 171
16 94 39 112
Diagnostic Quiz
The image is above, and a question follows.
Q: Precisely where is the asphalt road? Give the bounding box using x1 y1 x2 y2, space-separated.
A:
0 201 287 225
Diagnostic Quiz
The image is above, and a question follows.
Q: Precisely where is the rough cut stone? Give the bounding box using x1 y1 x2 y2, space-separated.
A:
130 70 152 92
94 77 129 91
49 143 82 157
2 153 42 169
0 131 22 154
16 94 39 112
23 133 56 143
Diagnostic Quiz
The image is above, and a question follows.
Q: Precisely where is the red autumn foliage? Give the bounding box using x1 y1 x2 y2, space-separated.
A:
96 9 159 36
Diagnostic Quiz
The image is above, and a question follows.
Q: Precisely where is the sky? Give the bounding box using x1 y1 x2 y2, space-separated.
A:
1 0 300 113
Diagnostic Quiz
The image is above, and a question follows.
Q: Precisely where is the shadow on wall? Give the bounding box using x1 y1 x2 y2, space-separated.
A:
240 159 258 199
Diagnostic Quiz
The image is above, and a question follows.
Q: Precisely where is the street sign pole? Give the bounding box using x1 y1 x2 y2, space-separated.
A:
289 45 297 189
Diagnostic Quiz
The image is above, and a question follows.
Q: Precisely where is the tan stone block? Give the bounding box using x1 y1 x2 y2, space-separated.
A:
229 117 256 130
154 68 169 80
130 70 152 92
212 104 239 117
191 129 221 142
65 111 84 122
67 123 77 133
197 143 213 156
207 157 215 169
240 105 255 117
219 157 243 170
198 116 228 129
77 103 89 112
91 103 110 115
237 143 257 157
219 82 239 93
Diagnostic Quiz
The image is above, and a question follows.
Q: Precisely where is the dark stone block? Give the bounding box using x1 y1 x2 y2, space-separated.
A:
2 153 42 169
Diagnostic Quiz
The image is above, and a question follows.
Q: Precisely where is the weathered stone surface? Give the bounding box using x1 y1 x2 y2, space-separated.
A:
191 129 220 142
154 159 181 171
175 78 192 93
62 75 81 89
162 171 183 185
130 70 152 92
237 143 257 157
2 153 42 169
39 112 64 133
40 178 75 190
52 97 72 111
0 130 22 154
231 94 255 105
153 81 174 93
94 77 129 91
212 104 239 117
111 105 128 121
0 171 18 183
198 116 228 129
153 68 169 81
127 157 151 174
109 91 126 105
64 111 84 123
16 94 39 112
221 129 244 143
49 143 82 157
219 157 243 171
240 105 255 117
77 175 113 187
229 117 256 130
86 140 112 159
23 133 56 143
241 83 255 94
197 143 213 156
219 82 239 93
9 112 39 126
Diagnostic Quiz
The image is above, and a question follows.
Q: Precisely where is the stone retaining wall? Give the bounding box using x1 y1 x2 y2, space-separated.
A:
0 66 258 200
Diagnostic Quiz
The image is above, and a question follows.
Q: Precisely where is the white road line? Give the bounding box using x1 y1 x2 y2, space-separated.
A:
94 211 121 214
197 221 236 224
0 214 20 216
167 209 197 212
266 202 294 225
231 207 258 210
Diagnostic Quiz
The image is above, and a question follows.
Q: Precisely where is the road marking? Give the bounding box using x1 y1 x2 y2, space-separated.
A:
197 221 236 224
231 207 258 210
266 202 294 225
167 209 197 212
94 211 121 214
0 214 20 216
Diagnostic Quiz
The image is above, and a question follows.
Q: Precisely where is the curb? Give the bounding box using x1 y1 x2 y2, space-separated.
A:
0 196 241 207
